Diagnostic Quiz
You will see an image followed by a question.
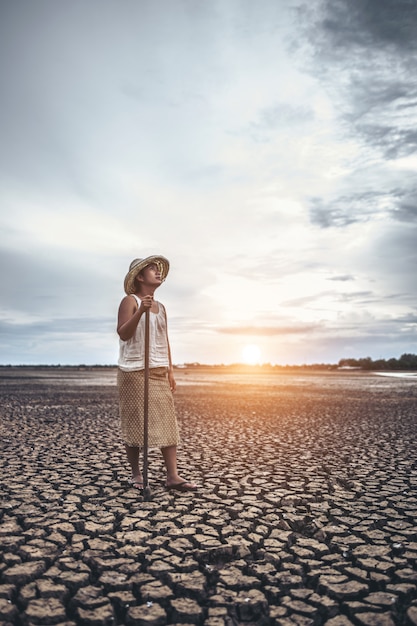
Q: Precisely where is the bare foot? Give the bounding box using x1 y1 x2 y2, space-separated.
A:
128 475 144 490
165 478 198 491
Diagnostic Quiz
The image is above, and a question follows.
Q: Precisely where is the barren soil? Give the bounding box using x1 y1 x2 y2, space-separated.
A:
1 368 417 625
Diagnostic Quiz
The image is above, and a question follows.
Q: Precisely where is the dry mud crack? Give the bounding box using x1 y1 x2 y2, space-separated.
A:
1 369 417 625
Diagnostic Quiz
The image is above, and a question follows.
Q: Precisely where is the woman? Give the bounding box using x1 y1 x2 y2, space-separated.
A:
117 255 197 492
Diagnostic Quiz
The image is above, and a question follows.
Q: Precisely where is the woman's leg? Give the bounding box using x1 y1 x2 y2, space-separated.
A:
161 445 197 490
161 445 179 483
125 445 143 487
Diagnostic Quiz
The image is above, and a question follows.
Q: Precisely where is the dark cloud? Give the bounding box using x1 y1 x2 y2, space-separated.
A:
309 197 367 228
310 183 417 228
321 0 417 51
301 0 417 163
393 195 417 221
355 121 417 162
327 274 355 282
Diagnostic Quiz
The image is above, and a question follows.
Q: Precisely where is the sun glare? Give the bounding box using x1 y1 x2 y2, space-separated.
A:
242 344 261 365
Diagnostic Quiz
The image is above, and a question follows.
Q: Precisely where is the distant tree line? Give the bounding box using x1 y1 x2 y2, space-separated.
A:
338 353 417 371
184 353 417 371
1 354 416 371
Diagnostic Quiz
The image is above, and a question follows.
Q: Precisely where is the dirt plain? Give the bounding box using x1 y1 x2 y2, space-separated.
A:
1 367 417 626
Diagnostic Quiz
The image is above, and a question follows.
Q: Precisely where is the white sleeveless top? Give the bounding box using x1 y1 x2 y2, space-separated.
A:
118 296 170 372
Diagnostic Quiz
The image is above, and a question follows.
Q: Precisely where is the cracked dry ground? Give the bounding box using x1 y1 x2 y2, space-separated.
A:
1 373 417 626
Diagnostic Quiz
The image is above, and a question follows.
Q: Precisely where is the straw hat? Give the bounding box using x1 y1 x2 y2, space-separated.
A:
124 255 170 294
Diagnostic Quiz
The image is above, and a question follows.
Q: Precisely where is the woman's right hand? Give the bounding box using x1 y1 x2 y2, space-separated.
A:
139 295 153 314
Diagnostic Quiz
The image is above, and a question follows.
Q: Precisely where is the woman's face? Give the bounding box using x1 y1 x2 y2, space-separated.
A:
137 263 162 285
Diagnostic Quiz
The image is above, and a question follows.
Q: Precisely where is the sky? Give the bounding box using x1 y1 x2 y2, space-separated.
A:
1 0 417 366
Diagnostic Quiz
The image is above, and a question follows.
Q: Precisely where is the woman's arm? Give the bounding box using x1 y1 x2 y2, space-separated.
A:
167 339 176 392
117 295 153 341
163 305 177 392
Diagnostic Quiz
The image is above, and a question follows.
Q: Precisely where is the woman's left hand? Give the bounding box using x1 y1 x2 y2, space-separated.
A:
168 370 176 393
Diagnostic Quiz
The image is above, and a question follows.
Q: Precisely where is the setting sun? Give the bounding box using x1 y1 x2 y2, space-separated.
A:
242 344 261 365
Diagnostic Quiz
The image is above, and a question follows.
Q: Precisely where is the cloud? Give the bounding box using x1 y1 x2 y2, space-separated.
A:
394 192 417 222
0 315 116 366
303 0 417 162
0 0 416 365
321 0 417 51
327 275 355 282
217 324 320 336
309 195 376 228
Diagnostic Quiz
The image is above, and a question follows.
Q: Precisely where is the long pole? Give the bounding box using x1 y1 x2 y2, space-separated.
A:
142 309 152 500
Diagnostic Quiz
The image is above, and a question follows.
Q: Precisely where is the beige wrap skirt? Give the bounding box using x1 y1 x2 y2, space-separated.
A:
117 367 180 448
